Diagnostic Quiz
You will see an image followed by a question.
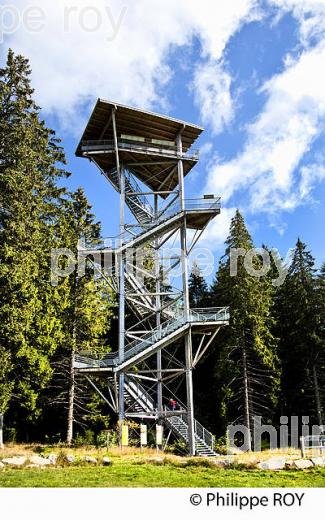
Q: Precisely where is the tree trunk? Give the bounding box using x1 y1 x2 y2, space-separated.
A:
66 273 78 446
313 364 323 427
66 349 75 445
242 344 252 451
0 414 4 449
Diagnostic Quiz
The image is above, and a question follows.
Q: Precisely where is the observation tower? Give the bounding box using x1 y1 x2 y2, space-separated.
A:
74 99 229 456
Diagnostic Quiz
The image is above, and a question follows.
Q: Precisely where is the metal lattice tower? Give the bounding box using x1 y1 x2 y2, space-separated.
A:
74 100 229 456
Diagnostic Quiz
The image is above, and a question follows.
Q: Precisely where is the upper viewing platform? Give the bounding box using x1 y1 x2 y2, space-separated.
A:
76 99 204 194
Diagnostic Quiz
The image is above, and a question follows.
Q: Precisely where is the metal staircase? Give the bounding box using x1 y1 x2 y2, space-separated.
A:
105 374 218 456
105 167 154 226
76 308 228 370
75 99 229 456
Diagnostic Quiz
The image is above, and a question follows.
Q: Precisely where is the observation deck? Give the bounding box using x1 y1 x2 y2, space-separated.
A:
76 99 203 195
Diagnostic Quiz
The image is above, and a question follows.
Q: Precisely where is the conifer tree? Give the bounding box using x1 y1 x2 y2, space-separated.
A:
189 261 209 307
51 188 112 444
210 210 279 448
315 262 325 425
0 49 69 440
276 239 323 424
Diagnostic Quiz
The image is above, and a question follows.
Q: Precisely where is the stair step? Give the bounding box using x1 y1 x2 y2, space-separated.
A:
105 167 154 226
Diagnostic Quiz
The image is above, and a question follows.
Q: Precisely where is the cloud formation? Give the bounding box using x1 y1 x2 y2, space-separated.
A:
205 3 325 236
4 0 325 249
193 60 235 135
3 0 258 131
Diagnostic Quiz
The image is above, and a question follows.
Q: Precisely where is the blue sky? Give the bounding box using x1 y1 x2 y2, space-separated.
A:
2 0 325 274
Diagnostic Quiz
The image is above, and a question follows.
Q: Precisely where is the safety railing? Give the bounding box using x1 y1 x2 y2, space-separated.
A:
84 196 221 251
122 381 216 453
75 307 229 370
301 434 325 457
156 197 221 222
81 139 199 161
87 197 221 252
189 307 229 323
122 196 221 240
124 376 156 412
123 378 215 453
167 411 215 454
74 352 116 369
124 169 154 219
123 315 186 361
194 419 215 452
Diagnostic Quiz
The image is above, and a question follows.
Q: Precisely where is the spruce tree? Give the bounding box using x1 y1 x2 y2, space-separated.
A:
315 262 325 425
276 240 323 424
0 49 69 440
210 210 279 448
189 261 209 307
50 188 112 444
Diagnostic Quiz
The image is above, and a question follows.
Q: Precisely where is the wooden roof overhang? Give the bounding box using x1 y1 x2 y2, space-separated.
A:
76 99 204 194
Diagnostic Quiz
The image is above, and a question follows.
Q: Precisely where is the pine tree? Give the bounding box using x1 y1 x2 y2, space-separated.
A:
0 49 69 441
189 262 209 307
210 210 279 448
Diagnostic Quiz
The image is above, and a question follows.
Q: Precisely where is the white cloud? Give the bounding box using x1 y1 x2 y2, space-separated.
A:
268 0 325 45
205 38 325 220
299 162 325 199
192 61 235 135
4 0 325 248
199 142 214 157
3 0 258 131
200 207 236 251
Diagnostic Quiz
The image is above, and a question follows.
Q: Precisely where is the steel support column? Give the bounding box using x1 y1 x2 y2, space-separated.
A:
155 194 163 417
176 131 195 456
113 107 126 440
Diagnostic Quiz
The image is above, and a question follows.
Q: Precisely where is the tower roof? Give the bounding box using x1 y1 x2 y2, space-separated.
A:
76 99 203 156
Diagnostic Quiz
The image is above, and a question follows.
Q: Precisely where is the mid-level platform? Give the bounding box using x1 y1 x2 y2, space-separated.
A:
74 307 229 373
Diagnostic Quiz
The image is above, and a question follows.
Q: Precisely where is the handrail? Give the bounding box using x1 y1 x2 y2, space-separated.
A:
87 196 221 249
124 169 154 219
122 378 216 453
156 197 220 222
81 138 199 161
121 376 216 452
167 412 215 453
75 307 229 369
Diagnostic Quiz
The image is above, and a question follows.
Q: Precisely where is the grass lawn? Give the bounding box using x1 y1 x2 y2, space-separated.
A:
1 463 325 488
1 445 325 487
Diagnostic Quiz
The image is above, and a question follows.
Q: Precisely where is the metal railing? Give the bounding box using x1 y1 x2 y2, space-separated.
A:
156 197 220 222
301 434 325 457
81 138 199 160
124 376 156 412
124 169 154 219
189 307 229 323
90 196 221 249
74 352 116 369
121 196 221 241
123 315 186 362
121 378 216 453
121 377 216 453
194 419 215 452
75 307 229 370
167 412 215 454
